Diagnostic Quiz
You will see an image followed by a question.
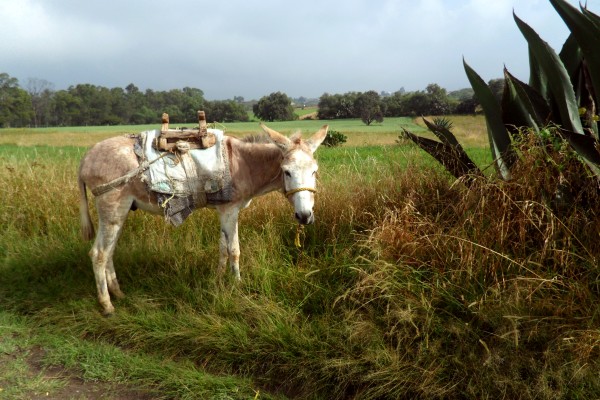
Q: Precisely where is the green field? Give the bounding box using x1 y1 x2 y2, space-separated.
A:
0 117 432 147
2 116 599 399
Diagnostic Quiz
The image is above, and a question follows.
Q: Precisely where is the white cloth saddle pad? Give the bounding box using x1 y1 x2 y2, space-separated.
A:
139 129 228 197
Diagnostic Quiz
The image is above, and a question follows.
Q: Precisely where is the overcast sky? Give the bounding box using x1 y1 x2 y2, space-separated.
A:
1 0 598 100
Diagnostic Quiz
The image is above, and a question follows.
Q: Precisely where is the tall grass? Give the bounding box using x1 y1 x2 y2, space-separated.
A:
1 121 600 399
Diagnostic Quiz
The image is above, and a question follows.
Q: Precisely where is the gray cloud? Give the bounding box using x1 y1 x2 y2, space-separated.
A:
0 0 592 99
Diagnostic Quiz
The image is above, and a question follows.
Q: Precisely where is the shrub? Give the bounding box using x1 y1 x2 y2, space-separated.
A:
322 129 347 147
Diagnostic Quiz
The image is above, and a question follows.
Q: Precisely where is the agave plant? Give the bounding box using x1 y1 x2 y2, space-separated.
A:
405 0 600 183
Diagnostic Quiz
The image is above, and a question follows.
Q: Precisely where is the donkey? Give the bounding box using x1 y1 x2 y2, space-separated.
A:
78 124 328 315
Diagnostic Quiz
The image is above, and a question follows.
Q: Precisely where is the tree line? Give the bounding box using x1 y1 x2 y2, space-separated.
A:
316 82 506 125
253 83 502 125
0 72 249 128
0 72 503 128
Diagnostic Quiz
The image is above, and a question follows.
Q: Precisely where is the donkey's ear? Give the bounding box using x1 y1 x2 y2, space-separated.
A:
261 124 291 151
306 125 329 153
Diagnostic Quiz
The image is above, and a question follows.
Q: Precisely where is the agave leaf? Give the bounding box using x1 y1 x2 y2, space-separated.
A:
421 117 461 147
502 77 536 134
514 12 584 135
529 49 550 99
559 128 600 177
502 68 551 134
559 33 583 79
464 59 516 180
550 0 600 103
403 129 483 185
582 6 600 30
556 33 600 137
559 33 586 106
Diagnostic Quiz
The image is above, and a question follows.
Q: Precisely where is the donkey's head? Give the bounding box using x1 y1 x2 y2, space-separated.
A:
261 124 329 225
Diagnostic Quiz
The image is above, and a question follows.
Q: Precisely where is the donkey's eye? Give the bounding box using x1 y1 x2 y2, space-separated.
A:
284 170 291 177
312 171 317 176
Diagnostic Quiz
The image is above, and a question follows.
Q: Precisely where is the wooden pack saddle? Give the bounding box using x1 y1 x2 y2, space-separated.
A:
153 110 216 151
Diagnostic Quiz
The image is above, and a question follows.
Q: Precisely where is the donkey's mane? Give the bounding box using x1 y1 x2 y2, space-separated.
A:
241 134 271 144
241 130 303 145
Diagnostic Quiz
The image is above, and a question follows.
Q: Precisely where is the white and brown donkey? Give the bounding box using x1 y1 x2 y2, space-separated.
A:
78 124 328 315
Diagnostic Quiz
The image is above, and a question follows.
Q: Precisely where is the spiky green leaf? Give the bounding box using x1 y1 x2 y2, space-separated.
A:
557 34 598 138
502 68 551 134
403 129 483 185
582 6 600 32
550 0 600 103
422 117 461 147
559 33 582 79
529 50 550 99
514 12 584 134
464 59 515 180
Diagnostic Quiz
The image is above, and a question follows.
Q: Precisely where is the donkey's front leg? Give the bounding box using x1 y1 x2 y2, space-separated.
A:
217 204 244 280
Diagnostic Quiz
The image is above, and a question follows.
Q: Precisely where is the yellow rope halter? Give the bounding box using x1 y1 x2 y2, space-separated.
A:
285 187 316 197
294 224 305 248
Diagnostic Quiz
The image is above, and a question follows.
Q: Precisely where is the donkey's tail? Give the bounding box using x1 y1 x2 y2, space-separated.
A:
78 174 95 241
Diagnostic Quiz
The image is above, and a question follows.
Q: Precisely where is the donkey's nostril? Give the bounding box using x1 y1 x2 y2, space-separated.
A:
295 211 314 225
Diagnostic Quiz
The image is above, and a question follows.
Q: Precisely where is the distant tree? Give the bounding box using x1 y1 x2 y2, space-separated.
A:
253 92 295 121
448 87 475 101
205 100 249 122
295 96 307 107
403 91 429 116
0 73 33 127
180 87 205 121
382 91 407 117
50 90 80 126
454 96 479 114
125 83 147 123
107 87 127 125
65 84 113 125
355 90 384 125
317 93 340 119
0 74 253 126
26 78 54 127
424 83 453 115
130 106 156 124
163 104 183 123
488 78 505 103
339 92 360 118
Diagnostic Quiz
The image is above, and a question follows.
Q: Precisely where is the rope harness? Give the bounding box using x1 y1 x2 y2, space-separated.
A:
284 187 316 197
91 152 170 197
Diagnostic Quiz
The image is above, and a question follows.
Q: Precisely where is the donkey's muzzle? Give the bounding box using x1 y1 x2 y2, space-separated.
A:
295 210 314 225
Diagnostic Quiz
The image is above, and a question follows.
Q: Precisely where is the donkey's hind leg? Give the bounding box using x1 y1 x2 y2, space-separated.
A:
105 258 125 299
90 196 131 315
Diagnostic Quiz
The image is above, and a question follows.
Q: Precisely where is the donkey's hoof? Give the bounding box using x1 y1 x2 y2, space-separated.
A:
101 304 115 317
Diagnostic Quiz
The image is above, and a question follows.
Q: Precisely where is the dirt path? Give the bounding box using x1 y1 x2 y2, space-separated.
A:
1 345 155 400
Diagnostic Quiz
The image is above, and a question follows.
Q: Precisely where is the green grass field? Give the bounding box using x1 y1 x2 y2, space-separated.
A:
0 116 431 148
2 116 599 399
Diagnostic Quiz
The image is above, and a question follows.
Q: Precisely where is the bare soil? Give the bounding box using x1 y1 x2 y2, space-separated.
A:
2 345 156 400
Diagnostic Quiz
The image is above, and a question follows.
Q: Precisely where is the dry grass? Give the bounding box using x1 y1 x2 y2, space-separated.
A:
0 127 136 147
2 119 600 399
357 135 600 398
414 114 489 147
